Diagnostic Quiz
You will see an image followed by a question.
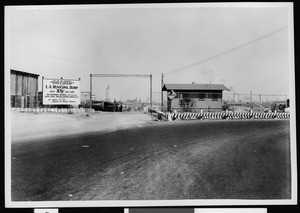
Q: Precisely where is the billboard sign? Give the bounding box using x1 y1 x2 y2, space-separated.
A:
43 78 80 105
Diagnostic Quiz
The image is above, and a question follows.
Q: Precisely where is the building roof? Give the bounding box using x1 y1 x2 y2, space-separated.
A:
162 83 229 91
11 69 40 78
122 100 135 105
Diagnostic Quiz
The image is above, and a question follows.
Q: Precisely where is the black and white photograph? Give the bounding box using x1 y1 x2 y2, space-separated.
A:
5 3 296 207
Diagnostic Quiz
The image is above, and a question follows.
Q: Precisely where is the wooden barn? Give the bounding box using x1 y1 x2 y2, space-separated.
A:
10 69 39 108
162 83 229 112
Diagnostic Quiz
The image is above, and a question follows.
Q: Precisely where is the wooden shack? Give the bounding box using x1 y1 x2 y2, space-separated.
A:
162 83 229 112
10 69 39 108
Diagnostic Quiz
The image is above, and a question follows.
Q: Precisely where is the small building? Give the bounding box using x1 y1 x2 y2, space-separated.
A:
162 83 229 112
122 100 135 111
81 91 96 102
10 69 39 108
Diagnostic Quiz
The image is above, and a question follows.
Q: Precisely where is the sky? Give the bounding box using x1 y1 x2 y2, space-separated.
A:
6 3 293 102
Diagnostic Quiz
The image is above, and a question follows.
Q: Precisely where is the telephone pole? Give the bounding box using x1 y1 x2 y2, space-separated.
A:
161 73 164 111
90 74 92 110
150 74 152 109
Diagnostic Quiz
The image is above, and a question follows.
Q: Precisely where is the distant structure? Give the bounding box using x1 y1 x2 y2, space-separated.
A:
105 85 110 101
81 91 96 102
10 69 39 108
162 83 229 112
122 98 144 111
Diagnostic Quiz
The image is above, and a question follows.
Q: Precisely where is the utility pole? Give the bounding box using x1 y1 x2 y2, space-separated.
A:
259 94 262 104
250 90 252 103
150 74 152 109
161 73 164 111
90 74 92 110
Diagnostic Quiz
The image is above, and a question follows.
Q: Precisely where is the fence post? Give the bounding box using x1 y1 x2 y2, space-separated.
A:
259 94 261 104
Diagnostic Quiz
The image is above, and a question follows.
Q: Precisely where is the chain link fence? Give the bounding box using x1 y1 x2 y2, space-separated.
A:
223 92 288 107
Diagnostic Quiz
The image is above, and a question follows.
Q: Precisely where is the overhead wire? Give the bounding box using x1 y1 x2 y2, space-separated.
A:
165 25 288 76
11 46 140 73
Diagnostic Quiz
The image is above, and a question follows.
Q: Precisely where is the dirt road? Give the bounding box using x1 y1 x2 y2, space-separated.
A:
11 119 291 201
10 111 154 143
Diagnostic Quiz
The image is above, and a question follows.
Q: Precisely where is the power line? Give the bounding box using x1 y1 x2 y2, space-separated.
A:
11 46 139 73
165 25 288 76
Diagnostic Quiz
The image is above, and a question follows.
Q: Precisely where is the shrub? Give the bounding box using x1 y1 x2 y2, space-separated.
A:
179 97 196 112
270 103 277 112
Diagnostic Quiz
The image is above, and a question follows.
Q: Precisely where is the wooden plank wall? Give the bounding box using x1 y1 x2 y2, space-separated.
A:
11 73 38 96
11 72 38 107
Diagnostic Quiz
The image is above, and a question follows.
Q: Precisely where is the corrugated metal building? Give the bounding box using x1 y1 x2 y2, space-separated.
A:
10 69 39 108
162 83 229 112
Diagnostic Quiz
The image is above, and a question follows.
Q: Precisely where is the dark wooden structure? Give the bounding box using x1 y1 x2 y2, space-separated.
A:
10 69 39 108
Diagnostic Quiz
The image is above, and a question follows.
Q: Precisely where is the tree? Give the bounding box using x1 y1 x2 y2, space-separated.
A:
277 104 286 112
179 97 196 112
222 101 230 111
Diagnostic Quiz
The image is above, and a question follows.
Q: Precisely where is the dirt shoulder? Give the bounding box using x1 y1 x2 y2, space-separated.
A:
10 111 155 143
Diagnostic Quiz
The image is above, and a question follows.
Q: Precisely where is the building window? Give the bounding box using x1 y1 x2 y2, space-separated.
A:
189 93 198 98
211 93 222 100
178 92 222 100
181 93 207 100
182 93 189 98
198 93 206 100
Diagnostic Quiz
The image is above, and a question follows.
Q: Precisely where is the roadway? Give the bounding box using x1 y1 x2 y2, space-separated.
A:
11 119 291 201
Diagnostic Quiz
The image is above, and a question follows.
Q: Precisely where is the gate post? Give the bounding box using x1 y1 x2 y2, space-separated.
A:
90 74 92 111
150 74 152 109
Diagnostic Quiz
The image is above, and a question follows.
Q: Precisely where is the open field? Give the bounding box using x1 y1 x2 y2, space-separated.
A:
10 112 291 201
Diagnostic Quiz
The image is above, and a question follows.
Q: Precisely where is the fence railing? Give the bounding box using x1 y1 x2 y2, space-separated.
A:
152 111 290 121
223 92 288 105
11 107 95 113
11 92 289 112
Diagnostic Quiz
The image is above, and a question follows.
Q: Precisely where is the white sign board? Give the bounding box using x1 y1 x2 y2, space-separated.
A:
43 78 80 105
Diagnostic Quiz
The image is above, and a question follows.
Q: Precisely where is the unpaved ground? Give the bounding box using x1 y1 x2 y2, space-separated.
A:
11 119 291 200
10 111 154 143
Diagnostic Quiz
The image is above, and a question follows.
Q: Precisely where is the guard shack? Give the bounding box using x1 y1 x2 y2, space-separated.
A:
162 83 229 112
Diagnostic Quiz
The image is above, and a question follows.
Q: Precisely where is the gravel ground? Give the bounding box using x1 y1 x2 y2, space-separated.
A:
10 111 155 143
